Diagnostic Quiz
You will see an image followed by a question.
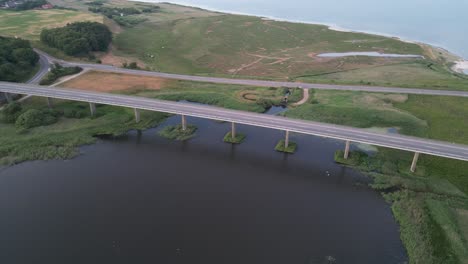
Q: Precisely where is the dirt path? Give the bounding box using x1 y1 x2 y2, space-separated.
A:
52 69 89 87
292 89 309 106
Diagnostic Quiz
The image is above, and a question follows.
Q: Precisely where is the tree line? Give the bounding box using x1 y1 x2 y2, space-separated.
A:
0 36 39 82
40 22 112 56
14 0 48 10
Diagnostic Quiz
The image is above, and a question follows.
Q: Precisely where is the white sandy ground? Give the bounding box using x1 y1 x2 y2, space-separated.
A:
452 61 468 74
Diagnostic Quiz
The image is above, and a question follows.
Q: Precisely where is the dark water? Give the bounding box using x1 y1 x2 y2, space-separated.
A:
0 107 407 263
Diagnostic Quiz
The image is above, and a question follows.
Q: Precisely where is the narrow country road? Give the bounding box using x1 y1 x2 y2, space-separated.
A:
27 53 50 84
34 49 468 98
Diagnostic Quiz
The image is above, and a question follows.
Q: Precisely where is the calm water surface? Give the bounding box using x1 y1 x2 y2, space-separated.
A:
0 108 407 263
143 0 468 59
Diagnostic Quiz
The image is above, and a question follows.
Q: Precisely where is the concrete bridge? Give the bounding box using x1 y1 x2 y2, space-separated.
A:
1 81 468 173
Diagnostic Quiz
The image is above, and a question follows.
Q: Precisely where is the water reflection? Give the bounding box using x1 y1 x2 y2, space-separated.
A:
0 107 407 263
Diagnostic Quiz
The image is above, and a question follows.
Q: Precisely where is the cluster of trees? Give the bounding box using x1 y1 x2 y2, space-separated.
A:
88 5 159 26
40 22 112 56
15 0 48 10
1 102 59 131
40 63 82 85
0 36 39 82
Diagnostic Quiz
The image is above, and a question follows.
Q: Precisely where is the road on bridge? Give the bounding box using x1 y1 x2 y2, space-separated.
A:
1 81 468 162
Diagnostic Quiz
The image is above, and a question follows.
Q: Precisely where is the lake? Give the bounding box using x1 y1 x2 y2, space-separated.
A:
142 0 468 60
0 109 407 263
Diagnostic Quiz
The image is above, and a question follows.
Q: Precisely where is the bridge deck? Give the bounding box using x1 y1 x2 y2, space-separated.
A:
1 81 467 162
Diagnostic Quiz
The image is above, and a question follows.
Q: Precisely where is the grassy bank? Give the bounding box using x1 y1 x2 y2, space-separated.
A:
0 97 168 165
290 89 468 263
335 152 468 264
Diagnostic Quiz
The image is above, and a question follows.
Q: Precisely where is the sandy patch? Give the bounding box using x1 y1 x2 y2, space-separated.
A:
61 71 168 92
98 45 146 68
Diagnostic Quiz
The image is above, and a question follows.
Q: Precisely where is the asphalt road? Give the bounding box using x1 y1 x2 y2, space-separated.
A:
27 53 50 84
1 81 467 162
34 49 468 98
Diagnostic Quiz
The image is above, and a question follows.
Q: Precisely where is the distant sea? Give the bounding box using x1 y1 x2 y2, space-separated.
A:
135 0 468 62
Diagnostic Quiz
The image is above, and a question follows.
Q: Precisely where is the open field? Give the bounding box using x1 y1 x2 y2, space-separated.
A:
3 0 467 90
114 13 426 77
296 62 468 90
0 9 102 40
60 71 303 112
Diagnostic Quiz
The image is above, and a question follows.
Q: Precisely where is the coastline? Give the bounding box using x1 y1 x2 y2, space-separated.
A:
131 0 467 67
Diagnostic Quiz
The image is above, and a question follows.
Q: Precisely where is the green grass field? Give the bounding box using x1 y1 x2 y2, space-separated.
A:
116 79 300 113
114 14 423 75
0 9 102 40
296 62 468 90
111 8 468 90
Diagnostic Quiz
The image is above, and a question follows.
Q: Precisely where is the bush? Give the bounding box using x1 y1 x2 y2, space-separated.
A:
63 108 84 119
1 102 22 123
39 64 82 85
122 62 140 69
15 109 58 130
256 98 274 109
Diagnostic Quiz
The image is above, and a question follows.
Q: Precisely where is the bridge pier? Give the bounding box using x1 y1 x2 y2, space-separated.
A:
181 115 187 131
4 92 12 103
46 97 53 109
134 108 140 123
284 130 290 148
344 140 351 159
410 152 420 173
89 103 96 117
231 122 236 139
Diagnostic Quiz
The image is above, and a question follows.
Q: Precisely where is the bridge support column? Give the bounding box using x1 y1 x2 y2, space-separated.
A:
284 130 290 148
46 97 53 109
4 92 12 103
89 103 96 117
231 122 236 139
181 115 187 131
344 140 351 159
410 152 420 173
134 108 140 123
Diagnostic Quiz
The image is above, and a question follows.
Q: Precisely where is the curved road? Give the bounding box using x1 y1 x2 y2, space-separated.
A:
27 52 50 84
34 49 468 98
1 81 467 162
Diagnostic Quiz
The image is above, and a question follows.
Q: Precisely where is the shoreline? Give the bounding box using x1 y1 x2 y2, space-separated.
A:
131 0 467 65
